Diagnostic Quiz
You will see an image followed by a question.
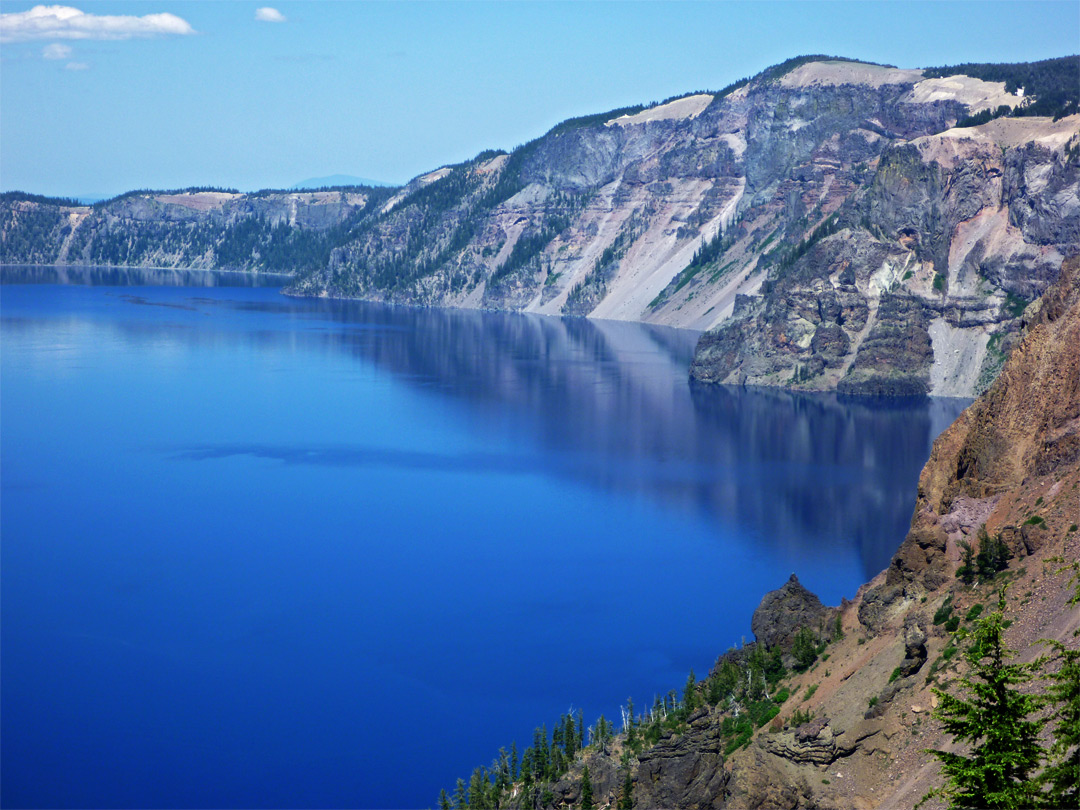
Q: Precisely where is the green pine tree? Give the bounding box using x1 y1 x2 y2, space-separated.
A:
438 788 451 810
617 758 634 810
920 589 1045 809
580 764 594 810
453 777 468 810
1038 557 1080 808
683 669 699 713
468 767 488 810
956 539 976 584
791 627 818 671
1038 638 1080 808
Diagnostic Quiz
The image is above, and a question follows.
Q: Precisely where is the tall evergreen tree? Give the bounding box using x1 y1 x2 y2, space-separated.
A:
921 590 1045 810
438 789 451 810
580 764 595 810
791 627 818 671
1038 638 1080 808
683 669 699 713
1038 559 1080 809
533 726 548 779
468 767 488 810
494 748 509 795
617 757 634 810
453 777 468 810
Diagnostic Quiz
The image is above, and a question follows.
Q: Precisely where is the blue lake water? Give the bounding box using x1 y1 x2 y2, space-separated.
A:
1 272 968 808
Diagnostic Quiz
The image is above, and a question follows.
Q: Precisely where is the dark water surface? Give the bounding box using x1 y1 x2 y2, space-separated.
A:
1 275 968 808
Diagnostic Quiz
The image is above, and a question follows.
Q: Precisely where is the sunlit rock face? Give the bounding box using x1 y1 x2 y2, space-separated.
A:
4 59 1077 397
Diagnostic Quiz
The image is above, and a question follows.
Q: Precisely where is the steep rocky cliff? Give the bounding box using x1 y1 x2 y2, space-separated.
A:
690 112 1080 396
3 56 1077 397
0 187 389 272
455 255 1079 809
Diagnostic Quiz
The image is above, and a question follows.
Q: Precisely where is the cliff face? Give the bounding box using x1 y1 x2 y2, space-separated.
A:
491 256 1080 810
5 57 1077 396
860 253 1080 630
690 114 1080 396
0 188 387 271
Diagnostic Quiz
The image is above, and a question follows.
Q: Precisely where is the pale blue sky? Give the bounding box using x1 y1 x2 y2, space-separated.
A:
2 1 1077 198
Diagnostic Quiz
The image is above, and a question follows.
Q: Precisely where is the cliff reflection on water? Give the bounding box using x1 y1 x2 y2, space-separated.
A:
2 271 968 580
289 297 966 580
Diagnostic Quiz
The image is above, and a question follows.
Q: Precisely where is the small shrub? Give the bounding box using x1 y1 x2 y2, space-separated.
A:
889 667 903 683
1068 524 1078 533
942 645 958 660
1023 515 1045 526
791 707 814 726
933 597 955 625
933 272 945 291
964 603 984 621
803 684 818 701
756 705 780 729
774 688 790 704
927 658 942 681
724 730 752 756
868 696 879 709
945 616 961 633
1034 496 1044 507
975 528 1013 577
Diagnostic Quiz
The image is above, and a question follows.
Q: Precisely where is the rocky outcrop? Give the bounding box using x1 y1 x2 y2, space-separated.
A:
723 745 815 809
762 717 846 765
549 753 620 808
898 615 928 677
751 574 832 650
633 718 729 809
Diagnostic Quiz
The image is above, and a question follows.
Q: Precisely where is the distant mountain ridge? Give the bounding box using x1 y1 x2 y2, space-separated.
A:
2 53 1078 398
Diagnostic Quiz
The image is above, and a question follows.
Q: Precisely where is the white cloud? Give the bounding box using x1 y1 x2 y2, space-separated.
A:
0 5 195 43
64 61 88 70
254 7 286 23
42 42 71 59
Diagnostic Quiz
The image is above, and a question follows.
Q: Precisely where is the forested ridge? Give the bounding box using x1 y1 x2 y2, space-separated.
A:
923 55 1079 122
